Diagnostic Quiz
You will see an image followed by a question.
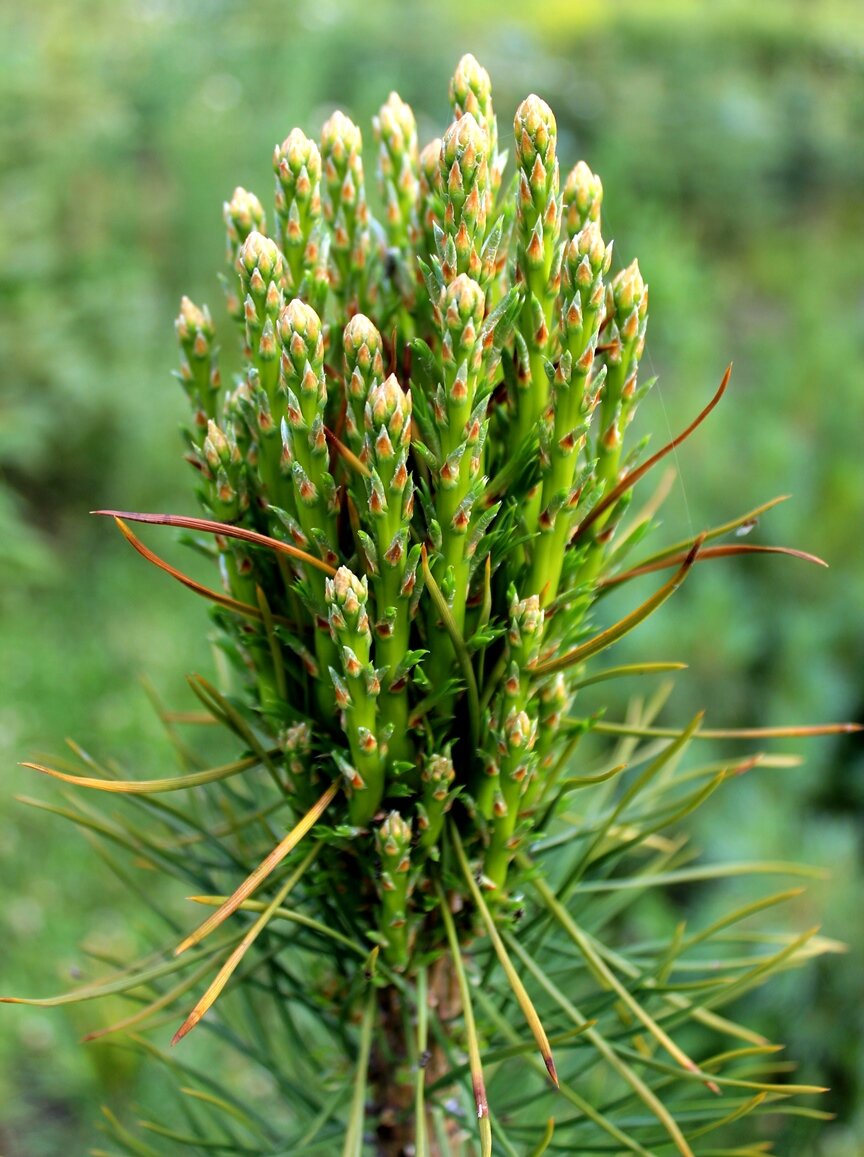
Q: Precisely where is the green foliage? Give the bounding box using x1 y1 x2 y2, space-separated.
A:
4 47 857 1157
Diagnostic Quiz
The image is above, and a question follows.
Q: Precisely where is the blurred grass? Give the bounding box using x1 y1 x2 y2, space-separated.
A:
1 0 862 1152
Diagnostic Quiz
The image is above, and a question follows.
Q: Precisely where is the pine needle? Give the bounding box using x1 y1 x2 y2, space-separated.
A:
110 516 296 624
94 509 338 575
532 538 704 678
172 845 320 1043
174 781 338 955
20 751 267 795
450 825 559 1086
342 986 376 1157
528 869 721 1095
437 883 492 1157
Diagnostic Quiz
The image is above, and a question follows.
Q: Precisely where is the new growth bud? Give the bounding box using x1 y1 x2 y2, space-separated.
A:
175 297 220 422
605 259 648 385
224 187 266 259
325 566 383 822
449 53 503 208
236 232 285 384
274 128 322 192
439 113 488 282
237 231 284 285
342 314 384 453
416 137 444 258
176 296 214 346
449 53 493 125
419 753 456 848
508 91 562 471
509 593 544 652
321 110 371 310
279 296 324 360
373 92 419 247
201 419 245 520
375 810 413 969
273 128 323 292
514 95 560 272
442 273 485 368
367 374 411 448
563 161 603 237
514 95 557 178
327 566 370 628
560 220 611 362
377 809 412 861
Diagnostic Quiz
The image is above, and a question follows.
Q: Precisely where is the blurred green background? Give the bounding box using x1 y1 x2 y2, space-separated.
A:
1 0 862 1152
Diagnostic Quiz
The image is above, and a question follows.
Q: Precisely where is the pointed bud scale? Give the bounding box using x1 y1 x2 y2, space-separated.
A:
368 471 388 517
357 725 379 754
293 463 319 505
258 318 278 362
526 221 545 268
382 528 406 567
341 645 362 678
330 668 352 709
504 663 521 698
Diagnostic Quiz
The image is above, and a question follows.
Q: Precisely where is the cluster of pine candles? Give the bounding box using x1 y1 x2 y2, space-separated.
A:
7 53 858 1157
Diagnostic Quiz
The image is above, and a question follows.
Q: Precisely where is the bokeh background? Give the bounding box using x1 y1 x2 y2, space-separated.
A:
1 0 862 1152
